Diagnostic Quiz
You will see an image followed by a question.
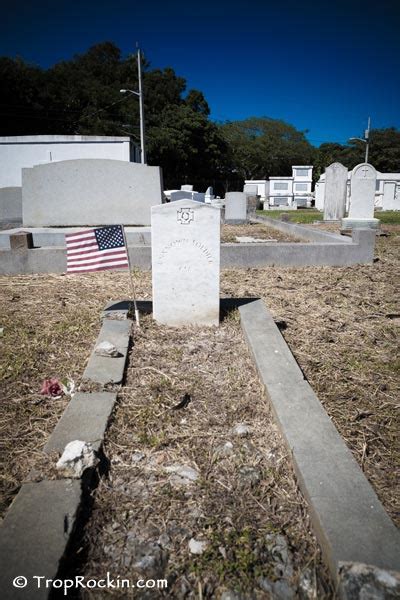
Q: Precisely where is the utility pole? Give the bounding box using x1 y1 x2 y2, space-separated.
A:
348 116 371 163
120 45 146 164
137 47 146 164
364 116 371 163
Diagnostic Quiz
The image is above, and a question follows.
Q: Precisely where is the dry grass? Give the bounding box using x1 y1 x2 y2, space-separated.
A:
221 226 400 525
82 314 334 598
221 223 304 243
0 226 398 595
0 271 151 517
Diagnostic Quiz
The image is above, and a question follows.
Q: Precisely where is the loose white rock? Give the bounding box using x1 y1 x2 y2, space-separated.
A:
339 562 400 599
132 451 146 463
232 423 251 437
189 538 208 555
95 340 120 357
165 465 199 485
215 441 234 456
56 440 98 478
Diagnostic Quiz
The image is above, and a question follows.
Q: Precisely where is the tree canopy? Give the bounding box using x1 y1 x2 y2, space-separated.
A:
219 117 314 185
1 42 399 194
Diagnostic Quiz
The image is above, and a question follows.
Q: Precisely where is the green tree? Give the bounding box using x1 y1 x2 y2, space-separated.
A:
368 128 400 172
0 56 48 134
0 43 227 191
315 128 400 178
219 117 314 189
147 104 227 190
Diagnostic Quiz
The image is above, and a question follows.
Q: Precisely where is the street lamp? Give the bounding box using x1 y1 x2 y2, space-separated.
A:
120 48 146 164
349 116 371 163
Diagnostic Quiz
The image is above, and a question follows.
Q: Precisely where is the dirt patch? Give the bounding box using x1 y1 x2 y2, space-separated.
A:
221 223 304 243
82 314 334 598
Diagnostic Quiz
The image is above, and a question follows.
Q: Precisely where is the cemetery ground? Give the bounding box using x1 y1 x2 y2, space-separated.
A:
256 209 400 226
0 224 399 597
221 223 304 243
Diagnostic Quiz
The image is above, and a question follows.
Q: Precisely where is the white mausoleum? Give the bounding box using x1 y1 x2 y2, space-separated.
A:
245 166 313 209
0 135 139 188
0 135 140 223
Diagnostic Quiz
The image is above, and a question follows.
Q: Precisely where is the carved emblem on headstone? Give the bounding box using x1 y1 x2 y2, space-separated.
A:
177 208 194 224
354 164 375 179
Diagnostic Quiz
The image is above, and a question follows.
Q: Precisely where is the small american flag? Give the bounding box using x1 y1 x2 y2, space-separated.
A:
66 225 129 273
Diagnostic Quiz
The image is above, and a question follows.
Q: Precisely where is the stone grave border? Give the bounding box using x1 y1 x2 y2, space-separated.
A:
238 298 400 596
0 301 134 600
1 299 398 599
0 218 376 274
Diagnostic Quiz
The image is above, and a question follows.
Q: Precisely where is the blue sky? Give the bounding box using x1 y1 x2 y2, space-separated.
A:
1 0 399 146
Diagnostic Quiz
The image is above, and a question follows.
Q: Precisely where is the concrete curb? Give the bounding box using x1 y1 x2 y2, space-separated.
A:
239 299 400 592
0 226 151 250
82 319 131 385
253 214 353 243
0 480 82 600
0 304 134 599
0 226 376 274
44 392 117 453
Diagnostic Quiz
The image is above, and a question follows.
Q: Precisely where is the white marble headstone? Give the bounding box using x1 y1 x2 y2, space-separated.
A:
349 163 377 218
323 162 348 221
205 186 214 204
225 192 247 223
382 182 398 210
151 200 220 327
342 163 379 229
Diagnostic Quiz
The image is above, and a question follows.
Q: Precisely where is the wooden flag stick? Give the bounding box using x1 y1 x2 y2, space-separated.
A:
122 225 140 328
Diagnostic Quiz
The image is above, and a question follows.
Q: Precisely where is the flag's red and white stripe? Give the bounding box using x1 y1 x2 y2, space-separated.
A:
65 228 129 273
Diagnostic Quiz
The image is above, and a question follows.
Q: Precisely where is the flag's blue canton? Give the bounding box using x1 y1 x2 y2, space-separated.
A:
95 225 125 251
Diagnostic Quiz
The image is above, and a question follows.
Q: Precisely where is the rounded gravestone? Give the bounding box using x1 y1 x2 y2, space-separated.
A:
342 163 380 230
323 162 348 221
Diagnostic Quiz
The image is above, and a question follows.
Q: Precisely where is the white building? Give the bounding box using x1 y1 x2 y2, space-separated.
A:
243 180 269 204
269 176 294 207
266 165 313 208
315 168 400 211
0 135 139 188
292 165 313 207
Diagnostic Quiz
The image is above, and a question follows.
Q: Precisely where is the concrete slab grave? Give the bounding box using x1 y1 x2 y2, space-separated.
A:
323 162 348 221
151 199 220 326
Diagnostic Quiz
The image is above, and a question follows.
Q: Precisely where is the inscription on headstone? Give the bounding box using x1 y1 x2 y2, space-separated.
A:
151 199 220 326
323 162 348 221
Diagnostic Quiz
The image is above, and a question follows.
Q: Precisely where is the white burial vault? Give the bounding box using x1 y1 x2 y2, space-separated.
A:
151 200 220 327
